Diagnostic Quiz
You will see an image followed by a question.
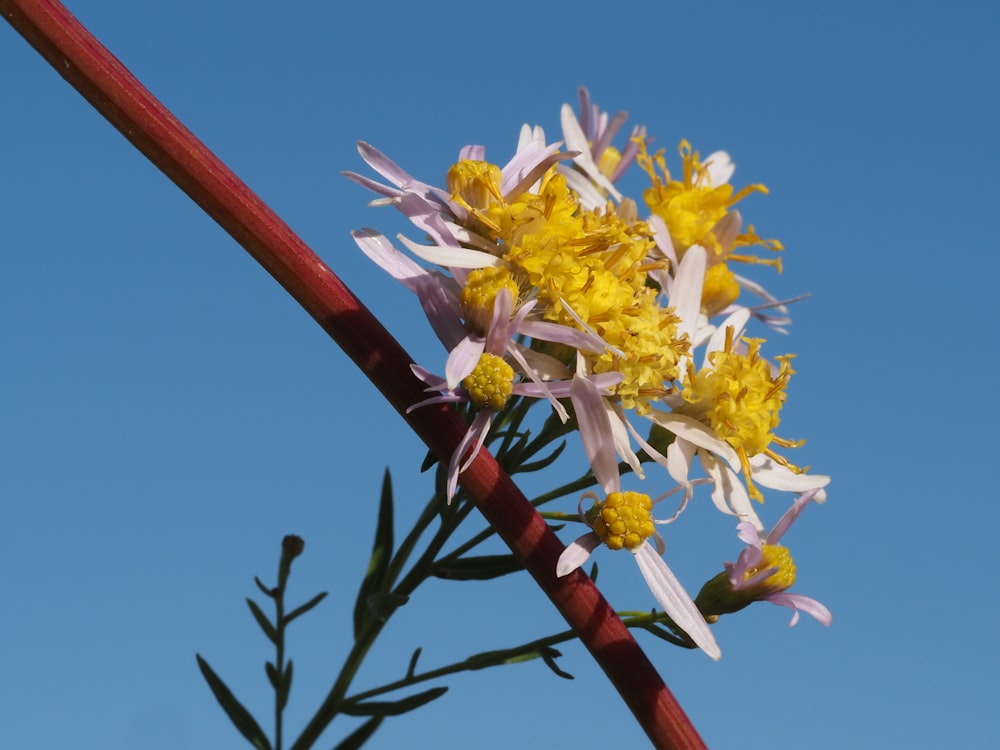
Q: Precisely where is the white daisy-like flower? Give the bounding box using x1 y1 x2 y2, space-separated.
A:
556 376 721 661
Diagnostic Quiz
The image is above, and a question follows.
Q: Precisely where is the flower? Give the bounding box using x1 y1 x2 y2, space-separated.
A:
400 281 619 503
635 136 788 325
696 489 832 627
646 307 830 531
556 376 721 660
557 87 647 210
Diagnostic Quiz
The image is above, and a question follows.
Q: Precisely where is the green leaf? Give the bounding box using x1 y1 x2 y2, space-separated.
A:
341 686 448 717
419 449 437 472
333 716 384 750
516 440 566 473
246 598 277 644
265 661 279 689
196 654 272 750
278 659 293 711
463 643 569 676
405 648 422 680
254 577 276 598
285 591 328 625
430 554 523 581
360 592 409 625
353 470 395 638
541 648 574 680
640 622 692 649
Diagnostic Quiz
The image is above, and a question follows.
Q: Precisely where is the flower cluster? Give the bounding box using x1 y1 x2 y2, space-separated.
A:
347 87 830 660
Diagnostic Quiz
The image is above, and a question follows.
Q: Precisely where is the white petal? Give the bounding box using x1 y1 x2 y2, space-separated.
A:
700 452 763 531
646 410 740 468
750 456 831 494
556 533 602 577
444 335 485 390
569 376 619 494
671 244 707 352
666 437 696 489
397 233 498 269
560 103 622 201
634 544 721 661
352 230 428 293
701 150 734 187
703 308 751 363
607 403 644 479
648 214 678 275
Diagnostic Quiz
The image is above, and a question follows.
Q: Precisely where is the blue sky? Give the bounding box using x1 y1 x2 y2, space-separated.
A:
2 1 998 748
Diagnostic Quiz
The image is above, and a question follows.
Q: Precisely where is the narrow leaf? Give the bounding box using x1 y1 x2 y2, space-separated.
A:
430 554 523 581
254 577 276 598
333 716 384 750
405 648 422 680
278 659 293 711
362 592 409 624
265 661 279 689
246 598 277 644
341 687 448 717
419 449 437 472
285 591 328 625
516 440 567 473
196 655 272 750
541 649 574 680
353 470 395 638
640 622 691 648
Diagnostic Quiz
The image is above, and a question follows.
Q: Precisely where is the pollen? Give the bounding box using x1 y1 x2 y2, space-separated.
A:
585 491 656 551
459 266 520 336
462 353 515 411
744 543 797 593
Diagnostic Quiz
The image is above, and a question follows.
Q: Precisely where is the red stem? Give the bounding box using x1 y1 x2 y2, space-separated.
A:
2 2 708 748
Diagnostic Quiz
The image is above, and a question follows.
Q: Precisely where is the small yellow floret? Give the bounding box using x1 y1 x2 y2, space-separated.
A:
459 266 520 335
586 491 655 551
447 160 504 212
743 544 797 593
701 263 741 317
462 353 515 411
597 145 623 180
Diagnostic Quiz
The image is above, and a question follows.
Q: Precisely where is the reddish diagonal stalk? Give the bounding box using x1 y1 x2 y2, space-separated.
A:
2 2 709 749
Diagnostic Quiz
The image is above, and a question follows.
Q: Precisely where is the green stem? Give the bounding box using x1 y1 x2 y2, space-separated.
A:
274 591 285 750
343 610 687 705
290 493 473 750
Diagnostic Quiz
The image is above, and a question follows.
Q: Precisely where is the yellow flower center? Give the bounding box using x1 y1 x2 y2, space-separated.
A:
597 144 623 180
459 266 520 336
585 491 656 551
682 327 803 501
701 263 741 317
447 159 504 212
462 353 515 411
743 543 797 594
